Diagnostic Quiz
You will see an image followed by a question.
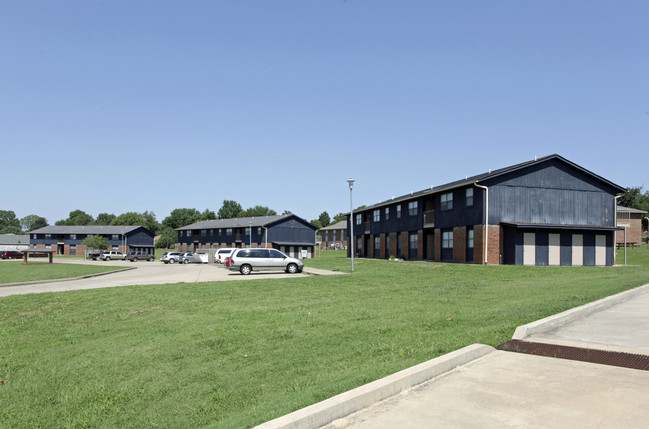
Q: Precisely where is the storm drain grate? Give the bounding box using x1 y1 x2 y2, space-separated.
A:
497 340 649 371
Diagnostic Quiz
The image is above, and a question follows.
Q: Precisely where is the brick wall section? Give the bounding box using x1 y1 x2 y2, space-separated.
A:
616 216 644 245
368 235 374 258
453 226 466 263
380 234 386 259
401 233 409 260
487 224 501 264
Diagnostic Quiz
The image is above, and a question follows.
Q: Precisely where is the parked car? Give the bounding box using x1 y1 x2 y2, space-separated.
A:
86 250 102 260
99 250 125 261
0 250 23 260
160 251 183 264
125 251 155 262
215 248 236 264
179 252 200 264
227 248 304 275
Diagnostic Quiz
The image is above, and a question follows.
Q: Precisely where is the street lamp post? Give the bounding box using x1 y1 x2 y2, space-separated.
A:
249 221 252 248
347 178 355 272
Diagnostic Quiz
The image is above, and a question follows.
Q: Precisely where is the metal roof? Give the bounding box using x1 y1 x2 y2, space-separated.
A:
617 206 648 214
353 154 626 214
176 214 316 231
318 220 347 231
0 234 30 245
30 225 145 235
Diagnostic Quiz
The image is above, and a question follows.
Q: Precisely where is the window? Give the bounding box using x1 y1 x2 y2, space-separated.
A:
409 232 418 256
257 227 262 235
373 210 380 222
468 228 474 249
32 234 37 240
218 229 222 236
45 234 51 239
226 228 232 235
442 230 454 249
396 205 402 219
441 192 453 211
245 227 251 236
385 207 389 220
408 201 418 216
466 188 474 207
112 234 120 240
69 234 76 240
356 214 362 225
201 229 206 237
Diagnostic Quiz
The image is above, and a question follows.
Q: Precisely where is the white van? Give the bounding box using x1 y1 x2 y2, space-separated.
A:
215 248 236 264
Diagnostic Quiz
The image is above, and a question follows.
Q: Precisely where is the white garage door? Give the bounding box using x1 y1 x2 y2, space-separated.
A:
548 233 560 266
523 233 536 266
595 235 606 266
572 234 583 266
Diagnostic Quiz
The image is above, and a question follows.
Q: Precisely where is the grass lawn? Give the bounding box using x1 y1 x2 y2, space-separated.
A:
0 261 127 284
1 249 649 428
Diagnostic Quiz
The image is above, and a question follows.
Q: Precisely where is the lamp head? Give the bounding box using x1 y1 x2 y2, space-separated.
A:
347 178 355 190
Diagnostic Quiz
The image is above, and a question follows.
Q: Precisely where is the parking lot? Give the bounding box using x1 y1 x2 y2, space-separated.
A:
0 258 312 297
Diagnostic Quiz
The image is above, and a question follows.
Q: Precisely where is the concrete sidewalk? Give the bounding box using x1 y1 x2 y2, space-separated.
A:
257 283 649 429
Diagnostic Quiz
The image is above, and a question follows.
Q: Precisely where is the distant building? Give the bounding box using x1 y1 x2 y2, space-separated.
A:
29 225 155 256
0 234 30 251
317 221 347 250
176 214 318 258
616 206 647 247
348 154 625 266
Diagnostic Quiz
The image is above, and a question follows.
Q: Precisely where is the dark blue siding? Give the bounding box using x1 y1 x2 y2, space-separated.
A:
485 160 618 227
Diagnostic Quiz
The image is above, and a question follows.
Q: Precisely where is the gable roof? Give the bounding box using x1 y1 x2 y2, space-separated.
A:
353 154 626 214
319 220 347 231
176 214 317 231
0 234 30 245
30 225 147 235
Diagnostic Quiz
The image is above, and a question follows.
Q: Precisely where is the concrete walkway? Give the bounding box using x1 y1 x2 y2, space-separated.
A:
257 283 649 429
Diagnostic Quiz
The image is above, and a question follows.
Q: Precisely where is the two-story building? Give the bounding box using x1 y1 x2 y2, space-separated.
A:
348 154 625 266
176 214 318 258
317 220 348 250
29 225 156 256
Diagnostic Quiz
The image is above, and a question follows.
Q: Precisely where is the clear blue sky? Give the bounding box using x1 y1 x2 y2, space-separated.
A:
3 1 648 225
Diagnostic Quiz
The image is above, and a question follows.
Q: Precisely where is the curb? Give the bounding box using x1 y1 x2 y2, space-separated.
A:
513 283 649 340
0 267 137 288
254 344 494 429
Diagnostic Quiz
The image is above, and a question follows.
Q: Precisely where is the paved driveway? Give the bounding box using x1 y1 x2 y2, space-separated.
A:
0 258 313 297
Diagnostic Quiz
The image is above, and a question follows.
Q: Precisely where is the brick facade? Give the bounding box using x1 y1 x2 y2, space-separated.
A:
453 226 466 263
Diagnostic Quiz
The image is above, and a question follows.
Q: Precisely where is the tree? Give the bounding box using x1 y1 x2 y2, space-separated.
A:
82 235 110 250
243 205 277 217
619 187 649 211
95 213 116 225
333 212 347 223
318 211 331 228
156 235 176 249
310 219 323 229
20 214 48 232
162 208 204 230
0 210 22 234
201 209 217 221
111 211 161 235
218 200 243 219
56 209 94 226
282 210 292 215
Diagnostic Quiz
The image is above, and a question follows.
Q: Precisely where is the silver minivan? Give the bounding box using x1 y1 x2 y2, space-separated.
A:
228 248 304 275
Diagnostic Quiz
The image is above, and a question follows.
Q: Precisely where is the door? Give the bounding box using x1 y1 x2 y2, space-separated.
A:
595 235 606 266
523 233 535 265
548 234 560 266
268 249 284 270
572 234 583 266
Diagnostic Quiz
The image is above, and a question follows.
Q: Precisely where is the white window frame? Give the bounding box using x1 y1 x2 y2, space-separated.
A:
466 188 473 207
408 201 418 216
373 209 380 222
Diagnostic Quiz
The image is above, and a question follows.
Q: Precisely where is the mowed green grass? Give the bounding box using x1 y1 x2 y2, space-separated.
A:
0 261 126 284
1 250 649 428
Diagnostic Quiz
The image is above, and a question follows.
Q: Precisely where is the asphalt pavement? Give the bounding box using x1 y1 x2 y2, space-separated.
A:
258 283 649 429
0 259 342 297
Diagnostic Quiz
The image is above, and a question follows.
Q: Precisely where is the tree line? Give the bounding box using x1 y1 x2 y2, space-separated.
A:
0 200 349 249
